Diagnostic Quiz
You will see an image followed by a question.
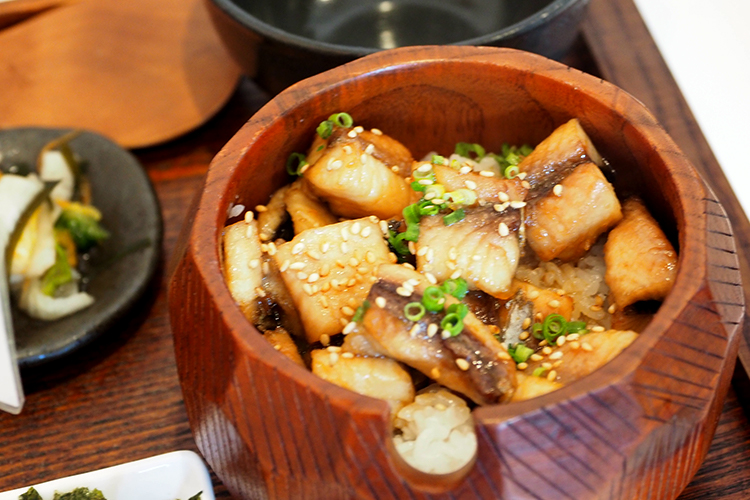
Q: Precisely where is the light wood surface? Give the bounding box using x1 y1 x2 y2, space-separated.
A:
0 0 240 148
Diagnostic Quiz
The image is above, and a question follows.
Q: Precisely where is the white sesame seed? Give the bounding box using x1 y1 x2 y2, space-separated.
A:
530 354 544 361
371 128 383 135
249 259 260 269
520 331 530 341
244 211 254 222
456 359 470 371
280 260 290 272
608 304 616 314
340 227 350 241
351 222 361 235
273 344 281 350
331 159 343 170
308 273 320 283
297 272 308 280
341 306 355 316
427 248 434 262
582 342 594 352
342 352 354 359
547 370 557 382
321 242 330 253
255 287 267 298
409 324 420 337
360 154 368 164
408 241 416 255
292 243 304 254
341 242 349 253
255 204 268 212
521 181 531 189
267 242 277 256
550 350 563 359
479 170 495 177
498 222 509 237
354 126 364 133
459 166 473 175
329 352 339 364
465 180 478 190
289 262 305 270
449 247 458 260
361 226 372 238
542 346 553 355
303 283 314 295
510 201 527 209
517 172 527 180
517 362 528 370
347 130 358 138
553 184 564 196
364 144 375 155
441 330 452 340
498 191 510 202
591 326 606 332
566 333 580 341
548 299 561 308
570 341 581 350
375 297 387 308
450 270 462 280
396 287 412 297
417 246 428 256
427 323 438 337
527 290 540 300
425 273 437 284
343 145 353 154
379 220 389 235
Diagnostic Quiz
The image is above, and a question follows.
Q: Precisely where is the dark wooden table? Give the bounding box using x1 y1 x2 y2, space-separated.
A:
2 0 750 498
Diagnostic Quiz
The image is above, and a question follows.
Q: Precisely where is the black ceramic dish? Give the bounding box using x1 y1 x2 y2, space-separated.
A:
205 0 590 93
0 128 162 368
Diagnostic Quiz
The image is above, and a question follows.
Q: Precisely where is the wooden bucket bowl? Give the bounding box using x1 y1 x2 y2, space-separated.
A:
168 46 745 500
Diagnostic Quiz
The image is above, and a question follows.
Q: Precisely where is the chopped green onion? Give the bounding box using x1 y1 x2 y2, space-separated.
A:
403 203 421 225
404 302 426 321
443 208 465 226
532 367 548 377
316 144 325 152
543 313 567 344
411 181 427 192
520 144 534 156
286 152 308 176
509 343 534 364
441 313 463 337
455 142 486 159
316 120 334 139
418 202 440 216
422 286 445 312
531 322 544 340
503 165 519 179
423 184 445 202
329 112 353 128
388 230 410 256
431 154 446 165
413 168 435 181
566 321 588 334
442 278 468 299
352 300 370 323
446 302 469 320
446 189 477 206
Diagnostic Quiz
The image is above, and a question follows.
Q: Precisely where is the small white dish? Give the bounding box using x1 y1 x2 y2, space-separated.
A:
0 450 214 500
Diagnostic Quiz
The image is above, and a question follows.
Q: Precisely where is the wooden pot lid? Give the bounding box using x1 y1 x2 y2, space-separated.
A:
0 0 241 148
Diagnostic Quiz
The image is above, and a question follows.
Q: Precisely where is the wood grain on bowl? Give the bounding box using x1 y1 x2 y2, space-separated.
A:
168 46 744 499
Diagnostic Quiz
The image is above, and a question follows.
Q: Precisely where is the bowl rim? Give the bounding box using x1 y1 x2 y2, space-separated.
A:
207 0 586 56
187 45 707 427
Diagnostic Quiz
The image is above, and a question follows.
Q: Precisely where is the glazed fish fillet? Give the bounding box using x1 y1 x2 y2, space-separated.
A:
272 217 392 343
416 206 521 298
311 348 415 417
222 216 264 322
360 264 516 405
257 184 290 242
604 198 678 309
526 162 622 262
284 179 338 234
524 329 637 384
518 118 603 197
303 128 414 219
430 164 528 205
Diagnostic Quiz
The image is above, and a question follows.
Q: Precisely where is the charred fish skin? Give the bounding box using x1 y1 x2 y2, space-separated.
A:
519 118 603 200
362 266 516 405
